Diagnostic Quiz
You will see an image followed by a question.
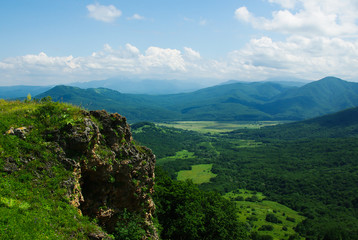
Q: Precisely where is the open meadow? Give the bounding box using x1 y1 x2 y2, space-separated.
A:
156 121 282 134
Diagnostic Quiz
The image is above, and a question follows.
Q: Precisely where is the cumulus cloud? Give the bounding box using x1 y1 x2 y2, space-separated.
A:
228 36 358 80
183 47 201 61
2 36 358 85
0 45 197 85
87 3 122 23
140 47 186 72
235 0 358 37
235 7 253 22
229 0 358 81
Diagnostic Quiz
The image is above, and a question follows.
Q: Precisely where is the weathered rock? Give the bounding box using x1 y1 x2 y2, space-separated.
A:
51 110 158 239
5 126 31 139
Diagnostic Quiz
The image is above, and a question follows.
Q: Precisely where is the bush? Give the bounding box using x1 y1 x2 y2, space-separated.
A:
114 209 146 240
286 216 296 222
265 213 282 224
258 225 274 231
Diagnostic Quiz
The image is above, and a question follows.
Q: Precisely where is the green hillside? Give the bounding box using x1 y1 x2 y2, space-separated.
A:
36 85 180 123
36 77 358 122
236 105 358 139
261 77 358 119
0 100 109 239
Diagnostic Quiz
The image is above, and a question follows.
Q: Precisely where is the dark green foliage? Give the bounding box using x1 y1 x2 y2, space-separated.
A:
265 213 282 224
114 209 146 240
153 168 248 240
250 232 274 240
258 225 274 231
286 216 295 222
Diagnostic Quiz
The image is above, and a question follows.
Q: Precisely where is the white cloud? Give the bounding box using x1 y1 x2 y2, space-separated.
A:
234 7 253 22
125 44 140 56
2 37 358 86
127 14 145 20
140 47 186 72
0 45 193 85
183 47 201 61
87 3 122 23
235 0 358 37
228 36 358 80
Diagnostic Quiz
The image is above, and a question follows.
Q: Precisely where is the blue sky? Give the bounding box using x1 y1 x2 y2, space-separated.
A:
1 0 358 86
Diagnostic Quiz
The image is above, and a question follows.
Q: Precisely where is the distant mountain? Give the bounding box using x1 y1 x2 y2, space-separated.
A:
219 77 309 87
155 81 294 121
70 78 205 94
0 85 52 99
36 77 358 123
264 76 311 87
261 77 358 120
36 85 180 122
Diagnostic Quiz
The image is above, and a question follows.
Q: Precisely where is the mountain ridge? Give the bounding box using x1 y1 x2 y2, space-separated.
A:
35 77 358 122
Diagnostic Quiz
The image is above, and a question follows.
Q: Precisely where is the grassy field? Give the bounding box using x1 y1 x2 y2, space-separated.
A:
157 150 195 165
177 164 217 184
225 190 305 240
156 121 281 134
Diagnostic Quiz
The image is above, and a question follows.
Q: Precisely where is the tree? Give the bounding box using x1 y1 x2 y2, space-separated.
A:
153 167 248 240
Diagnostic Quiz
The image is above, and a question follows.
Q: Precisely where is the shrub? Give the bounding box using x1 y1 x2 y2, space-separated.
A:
258 225 274 231
265 213 282 224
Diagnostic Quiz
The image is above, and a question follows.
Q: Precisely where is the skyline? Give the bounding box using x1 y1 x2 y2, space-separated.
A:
1 0 358 86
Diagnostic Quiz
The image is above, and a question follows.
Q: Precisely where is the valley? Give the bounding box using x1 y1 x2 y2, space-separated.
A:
132 108 358 239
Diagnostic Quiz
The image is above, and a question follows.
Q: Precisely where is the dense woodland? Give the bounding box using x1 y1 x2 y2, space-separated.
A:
132 107 358 239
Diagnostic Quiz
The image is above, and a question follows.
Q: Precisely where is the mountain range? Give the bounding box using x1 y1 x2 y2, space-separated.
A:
34 76 358 123
0 77 308 98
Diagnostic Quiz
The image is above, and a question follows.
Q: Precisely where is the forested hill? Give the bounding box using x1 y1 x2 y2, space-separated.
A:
36 77 358 122
260 76 358 119
236 105 358 140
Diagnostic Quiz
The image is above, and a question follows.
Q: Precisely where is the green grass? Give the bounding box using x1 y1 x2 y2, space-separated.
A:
177 164 217 184
0 100 108 239
225 190 305 240
157 150 195 165
157 121 281 134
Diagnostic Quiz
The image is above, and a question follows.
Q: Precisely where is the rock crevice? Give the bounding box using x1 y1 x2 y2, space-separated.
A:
55 110 158 239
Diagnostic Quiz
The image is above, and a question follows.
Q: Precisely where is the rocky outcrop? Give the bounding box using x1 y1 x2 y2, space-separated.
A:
52 110 158 239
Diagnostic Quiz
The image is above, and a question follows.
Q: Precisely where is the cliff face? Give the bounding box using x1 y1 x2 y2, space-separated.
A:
55 110 158 239
0 100 158 239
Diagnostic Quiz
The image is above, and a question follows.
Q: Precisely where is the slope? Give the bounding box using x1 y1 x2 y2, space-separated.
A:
238 105 358 140
261 77 358 119
35 85 180 123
